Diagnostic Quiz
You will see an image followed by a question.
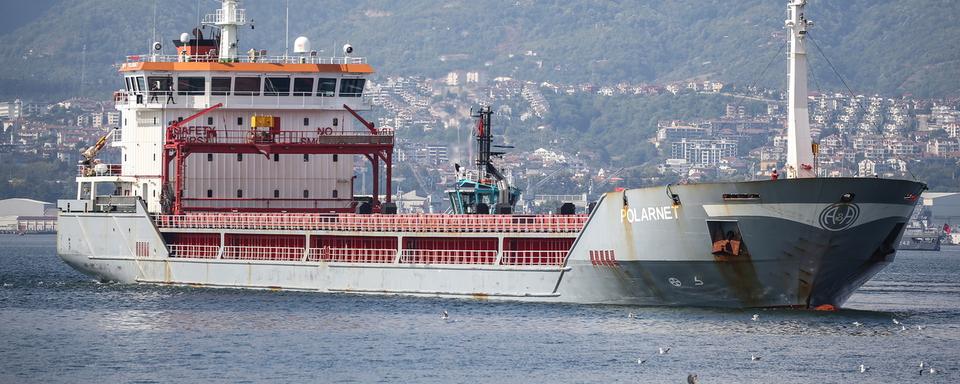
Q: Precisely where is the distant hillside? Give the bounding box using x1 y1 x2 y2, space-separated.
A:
1 0 958 100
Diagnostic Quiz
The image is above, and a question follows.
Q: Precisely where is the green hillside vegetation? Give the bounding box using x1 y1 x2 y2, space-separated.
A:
0 0 958 100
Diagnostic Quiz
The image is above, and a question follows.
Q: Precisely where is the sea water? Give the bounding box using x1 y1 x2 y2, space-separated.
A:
1 234 958 383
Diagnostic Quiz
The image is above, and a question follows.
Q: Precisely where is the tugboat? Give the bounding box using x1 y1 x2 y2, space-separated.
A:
57 0 924 308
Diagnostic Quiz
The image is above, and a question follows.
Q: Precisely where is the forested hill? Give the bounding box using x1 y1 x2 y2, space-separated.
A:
1 0 958 100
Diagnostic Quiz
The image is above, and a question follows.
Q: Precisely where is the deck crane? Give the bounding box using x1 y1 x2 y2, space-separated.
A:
79 128 118 167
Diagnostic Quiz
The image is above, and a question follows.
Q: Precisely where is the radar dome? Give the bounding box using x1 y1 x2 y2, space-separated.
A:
293 36 311 54
179 33 190 43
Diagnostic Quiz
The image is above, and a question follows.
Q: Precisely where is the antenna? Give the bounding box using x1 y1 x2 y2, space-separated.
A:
152 0 157 44
284 0 289 58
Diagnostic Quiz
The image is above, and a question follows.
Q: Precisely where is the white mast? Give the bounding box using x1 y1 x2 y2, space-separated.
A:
785 0 815 178
205 0 246 61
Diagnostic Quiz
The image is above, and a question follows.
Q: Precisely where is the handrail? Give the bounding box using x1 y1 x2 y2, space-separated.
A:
124 54 366 65
153 213 588 234
500 250 568 266
168 244 220 259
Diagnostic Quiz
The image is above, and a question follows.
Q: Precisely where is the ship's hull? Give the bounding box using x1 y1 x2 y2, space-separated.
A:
57 178 925 308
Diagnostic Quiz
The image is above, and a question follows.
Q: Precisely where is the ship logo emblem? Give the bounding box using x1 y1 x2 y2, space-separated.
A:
818 203 860 231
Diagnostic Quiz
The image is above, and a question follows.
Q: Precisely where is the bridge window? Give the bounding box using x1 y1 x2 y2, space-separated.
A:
317 78 337 97
293 78 314 96
234 77 261 96
177 77 205 95
135 76 146 93
339 79 365 97
147 76 173 95
124 77 133 91
264 77 291 96
211 77 231 96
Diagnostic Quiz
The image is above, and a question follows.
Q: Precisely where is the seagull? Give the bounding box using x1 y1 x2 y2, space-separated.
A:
440 310 449 320
628 312 636 319
751 314 760 321
751 354 761 361
852 321 863 327
637 358 646 364
659 347 670 355
916 325 924 331
859 364 869 373
900 325 907 332
686 373 700 384
892 318 901 325
919 361 925 369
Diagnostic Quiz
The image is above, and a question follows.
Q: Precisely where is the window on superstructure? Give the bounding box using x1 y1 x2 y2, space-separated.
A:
303 117 309 126
339 79 365 97
274 190 280 198
237 153 243 162
237 189 243 198
234 77 261 96
207 189 213 198
303 154 309 162
207 117 213 125
317 78 337 97
332 190 338 198
207 154 213 162
333 118 338 127
303 190 309 198
293 78 314 96
237 117 243 126
333 154 338 162
273 153 279 162
147 76 173 96
135 77 146 93
264 77 291 96
211 77 231 96
177 77 205 95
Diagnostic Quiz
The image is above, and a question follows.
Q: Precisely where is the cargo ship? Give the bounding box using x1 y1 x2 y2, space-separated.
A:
57 0 925 308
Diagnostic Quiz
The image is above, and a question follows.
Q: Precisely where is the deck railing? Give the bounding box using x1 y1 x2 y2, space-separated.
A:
168 244 220 259
399 249 498 265
154 213 588 234
500 250 568 266
222 246 303 261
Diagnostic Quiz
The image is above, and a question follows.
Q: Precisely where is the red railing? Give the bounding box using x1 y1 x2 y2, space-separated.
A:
166 127 393 146
153 213 588 234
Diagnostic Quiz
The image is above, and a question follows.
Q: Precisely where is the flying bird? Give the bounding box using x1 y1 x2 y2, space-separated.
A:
440 310 449 320
751 354 761 361
659 347 670 355
859 364 869 373
892 318 901 325
751 314 760 321
852 321 862 327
